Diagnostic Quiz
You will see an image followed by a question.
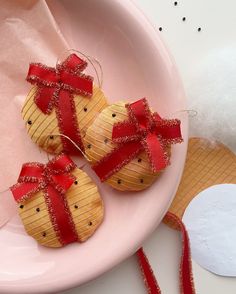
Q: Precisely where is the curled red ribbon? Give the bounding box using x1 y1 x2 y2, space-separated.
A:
27 54 93 154
10 154 79 246
137 212 195 294
93 98 183 181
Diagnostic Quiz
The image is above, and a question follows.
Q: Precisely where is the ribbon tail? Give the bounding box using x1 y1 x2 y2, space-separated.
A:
93 141 143 181
45 185 78 245
144 134 168 172
137 248 161 294
56 90 84 155
35 86 56 114
154 117 183 144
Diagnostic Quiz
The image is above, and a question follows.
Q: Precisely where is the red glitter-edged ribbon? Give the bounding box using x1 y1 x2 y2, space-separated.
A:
136 212 195 294
10 154 79 246
93 98 183 181
26 54 93 154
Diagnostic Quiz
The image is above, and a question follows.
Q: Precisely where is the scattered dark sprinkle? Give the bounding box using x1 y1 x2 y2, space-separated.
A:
140 179 144 183
74 180 78 185
20 205 24 209
104 138 109 144
42 232 47 237
198 27 202 32
117 179 121 184
174 1 178 6
88 221 93 226
159 27 162 32
74 205 78 209
138 158 142 163
49 135 54 139
84 107 87 112
87 144 91 149
36 207 40 212
182 17 186 21
27 120 32 125
112 113 116 118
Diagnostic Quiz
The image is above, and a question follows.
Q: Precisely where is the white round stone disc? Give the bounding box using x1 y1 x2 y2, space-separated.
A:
183 184 236 276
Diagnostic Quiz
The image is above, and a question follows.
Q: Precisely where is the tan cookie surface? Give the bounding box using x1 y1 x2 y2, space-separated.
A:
18 168 104 247
164 137 236 229
22 85 108 154
84 102 170 191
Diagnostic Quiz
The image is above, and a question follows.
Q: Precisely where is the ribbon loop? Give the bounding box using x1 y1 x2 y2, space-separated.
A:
128 98 153 131
60 53 88 73
18 163 44 182
27 64 58 86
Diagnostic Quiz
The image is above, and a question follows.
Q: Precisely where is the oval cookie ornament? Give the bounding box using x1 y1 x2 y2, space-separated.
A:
10 154 104 248
22 54 108 155
84 98 183 191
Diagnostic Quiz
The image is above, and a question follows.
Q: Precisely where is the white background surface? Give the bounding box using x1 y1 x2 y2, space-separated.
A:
64 0 236 293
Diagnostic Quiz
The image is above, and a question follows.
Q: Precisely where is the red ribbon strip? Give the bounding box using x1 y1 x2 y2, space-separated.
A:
93 98 183 181
137 248 161 294
137 212 195 294
10 154 79 246
27 54 93 154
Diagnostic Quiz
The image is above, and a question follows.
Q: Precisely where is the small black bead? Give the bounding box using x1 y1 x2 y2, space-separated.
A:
74 180 78 185
36 207 40 212
49 135 54 139
159 27 162 32
104 138 108 144
27 120 32 125
74 205 78 209
138 158 142 163
182 17 186 21
88 221 93 226
198 27 202 32
117 179 121 184
42 232 47 237
84 107 87 112
20 204 24 209
87 144 91 149
140 179 144 183
112 113 116 118
174 1 178 6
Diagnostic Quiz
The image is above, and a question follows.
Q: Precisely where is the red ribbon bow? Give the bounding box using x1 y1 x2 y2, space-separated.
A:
27 53 93 154
93 98 183 181
10 154 79 246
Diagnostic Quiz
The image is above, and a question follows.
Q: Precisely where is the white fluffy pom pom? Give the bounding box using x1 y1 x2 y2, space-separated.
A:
186 47 236 152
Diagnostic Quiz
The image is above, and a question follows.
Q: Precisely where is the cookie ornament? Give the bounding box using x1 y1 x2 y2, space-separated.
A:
10 154 104 247
22 53 108 155
84 98 183 191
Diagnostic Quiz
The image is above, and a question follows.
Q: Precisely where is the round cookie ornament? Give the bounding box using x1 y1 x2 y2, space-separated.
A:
10 154 104 248
22 53 108 155
84 98 183 191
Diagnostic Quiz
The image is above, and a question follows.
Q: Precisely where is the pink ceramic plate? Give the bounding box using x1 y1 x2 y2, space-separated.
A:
0 0 188 293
